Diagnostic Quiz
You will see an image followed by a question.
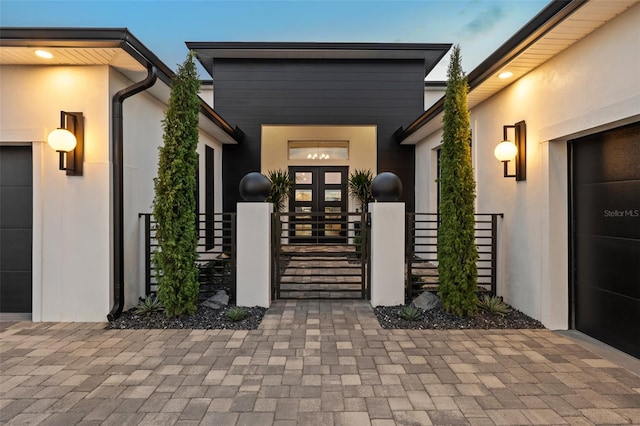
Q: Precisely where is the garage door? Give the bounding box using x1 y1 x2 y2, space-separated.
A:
0 145 33 315
570 122 640 358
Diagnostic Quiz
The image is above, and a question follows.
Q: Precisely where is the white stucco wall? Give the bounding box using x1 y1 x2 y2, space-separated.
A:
0 65 111 321
415 3 640 329
0 64 226 322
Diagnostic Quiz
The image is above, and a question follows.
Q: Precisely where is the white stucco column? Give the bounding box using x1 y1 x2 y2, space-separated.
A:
369 202 405 307
236 202 272 308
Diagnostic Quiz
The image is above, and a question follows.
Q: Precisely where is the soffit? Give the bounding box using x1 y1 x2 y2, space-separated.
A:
468 0 639 110
0 31 242 144
0 46 147 75
400 0 640 144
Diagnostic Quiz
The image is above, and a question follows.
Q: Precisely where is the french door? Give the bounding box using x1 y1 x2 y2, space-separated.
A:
289 166 348 243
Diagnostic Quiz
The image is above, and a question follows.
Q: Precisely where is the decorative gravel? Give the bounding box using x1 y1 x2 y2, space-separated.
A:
374 304 545 330
108 305 267 330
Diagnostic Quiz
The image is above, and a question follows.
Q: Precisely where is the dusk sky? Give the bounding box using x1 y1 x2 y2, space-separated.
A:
1 0 549 79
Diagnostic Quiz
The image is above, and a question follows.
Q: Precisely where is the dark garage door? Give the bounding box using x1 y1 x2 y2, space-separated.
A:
570 122 640 358
0 145 33 314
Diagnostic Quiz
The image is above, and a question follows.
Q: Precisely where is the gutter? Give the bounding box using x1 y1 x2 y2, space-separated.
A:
106 32 243 321
119 33 244 142
395 0 588 143
107 64 157 321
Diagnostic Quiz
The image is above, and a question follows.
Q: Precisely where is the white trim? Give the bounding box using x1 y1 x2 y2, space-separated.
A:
32 142 44 322
540 96 640 143
0 128 48 143
0 137 44 321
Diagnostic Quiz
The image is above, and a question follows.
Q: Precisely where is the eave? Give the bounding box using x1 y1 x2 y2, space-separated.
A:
0 27 243 144
186 41 452 78
398 0 640 144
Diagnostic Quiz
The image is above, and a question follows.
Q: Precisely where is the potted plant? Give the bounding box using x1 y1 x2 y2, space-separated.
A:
348 169 374 258
266 169 294 212
348 168 374 212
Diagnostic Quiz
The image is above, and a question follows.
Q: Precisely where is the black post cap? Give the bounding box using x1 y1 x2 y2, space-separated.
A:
371 172 402 202
239 172 271 202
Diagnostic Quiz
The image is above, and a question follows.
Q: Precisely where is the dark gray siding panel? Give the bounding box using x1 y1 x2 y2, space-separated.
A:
217 59 423 212
0 145 33 314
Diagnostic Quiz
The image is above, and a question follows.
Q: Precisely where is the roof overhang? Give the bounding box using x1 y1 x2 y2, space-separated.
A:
398 0 640 144
186 41 452 78
0 28 242 144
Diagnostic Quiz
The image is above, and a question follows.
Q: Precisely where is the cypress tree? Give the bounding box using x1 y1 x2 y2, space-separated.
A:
152 52 201 317
437 45 479 316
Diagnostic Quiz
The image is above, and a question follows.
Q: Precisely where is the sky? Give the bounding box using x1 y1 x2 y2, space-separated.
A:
0 0 549 79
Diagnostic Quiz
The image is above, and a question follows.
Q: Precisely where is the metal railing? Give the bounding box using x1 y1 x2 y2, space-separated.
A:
140 212 236 302
272 211 370 299
406 213 502 300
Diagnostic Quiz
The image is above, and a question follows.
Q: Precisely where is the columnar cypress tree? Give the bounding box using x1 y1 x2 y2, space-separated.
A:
152 52 201 317
437 45 478 317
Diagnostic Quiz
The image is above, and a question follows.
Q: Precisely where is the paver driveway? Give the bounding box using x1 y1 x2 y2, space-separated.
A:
1 300 639 425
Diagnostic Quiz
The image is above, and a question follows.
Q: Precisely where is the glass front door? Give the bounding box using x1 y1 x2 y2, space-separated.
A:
289 166 348 243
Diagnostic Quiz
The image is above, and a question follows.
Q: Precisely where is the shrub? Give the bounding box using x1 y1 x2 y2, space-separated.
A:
437 45 479 317
477 295 512 316
266 169 294 212
399 305 423 321
225 306 248 322
133 295 164 316
348 169 374 212
152 52 201 317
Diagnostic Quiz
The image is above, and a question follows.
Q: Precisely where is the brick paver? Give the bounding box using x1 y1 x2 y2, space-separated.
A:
1 300 639 425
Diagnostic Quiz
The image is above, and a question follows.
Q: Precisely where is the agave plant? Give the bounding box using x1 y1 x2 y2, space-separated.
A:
477 295 512 316
399 305 423 321
266 169 294 212
133 295 164 316
225 306 248 322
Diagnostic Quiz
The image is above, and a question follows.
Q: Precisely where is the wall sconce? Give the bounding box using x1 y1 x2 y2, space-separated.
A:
47 111 84 176
494 120 526 181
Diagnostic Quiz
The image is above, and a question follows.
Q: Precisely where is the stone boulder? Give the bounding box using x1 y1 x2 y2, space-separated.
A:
412 291 441 311
202 290 229 310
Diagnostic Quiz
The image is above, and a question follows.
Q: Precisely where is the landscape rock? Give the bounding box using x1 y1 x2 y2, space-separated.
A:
202 290 229 310
412 291 441 311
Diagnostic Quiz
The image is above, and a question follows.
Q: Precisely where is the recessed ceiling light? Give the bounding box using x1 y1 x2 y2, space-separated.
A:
35 49 53 59
498 71 513 79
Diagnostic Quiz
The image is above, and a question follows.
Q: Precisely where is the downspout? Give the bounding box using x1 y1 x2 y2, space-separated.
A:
107 65 157 321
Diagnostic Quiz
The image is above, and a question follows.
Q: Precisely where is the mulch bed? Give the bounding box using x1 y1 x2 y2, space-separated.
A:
374 304 545 330
108 305 267 330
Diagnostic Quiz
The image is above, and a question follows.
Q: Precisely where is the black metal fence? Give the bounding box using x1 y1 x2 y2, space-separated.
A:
272 211 370 299
140 210 502 304
406 213 502 300
140 212 236 302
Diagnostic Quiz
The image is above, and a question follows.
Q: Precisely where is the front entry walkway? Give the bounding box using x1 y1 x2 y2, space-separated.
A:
278 246 364 299
1 301 640 425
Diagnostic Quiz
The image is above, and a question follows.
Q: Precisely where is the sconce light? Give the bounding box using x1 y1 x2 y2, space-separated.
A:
494 120 526 181
47 111 83 176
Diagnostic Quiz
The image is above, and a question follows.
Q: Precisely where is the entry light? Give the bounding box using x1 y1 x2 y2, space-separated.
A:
35 49 53 59
494 141 517 162
47 128 76 152
306 153 330 160
47 111 84 176
494 121 526 181
498 71 513 79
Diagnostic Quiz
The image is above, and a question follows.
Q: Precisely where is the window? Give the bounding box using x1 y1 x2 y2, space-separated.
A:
205 146 215 250
288 141 349 160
